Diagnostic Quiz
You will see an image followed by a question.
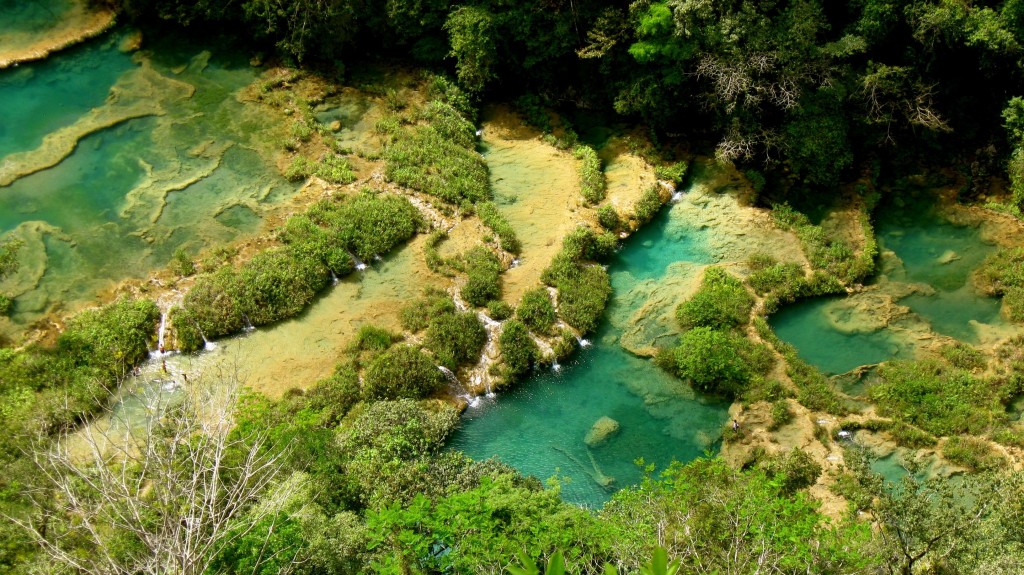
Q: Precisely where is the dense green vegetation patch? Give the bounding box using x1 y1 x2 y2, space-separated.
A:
665 327 774 397
383 100 490 205
869 358 1013 437
363 345 446 400
476 201 521 253
498 318 539 381
516 288 557 335
461 245 503 307
424 311 487 370
574 145 606 204
677 267 753 330
771 203 876 286
175 191 421 351
979 247 1024 321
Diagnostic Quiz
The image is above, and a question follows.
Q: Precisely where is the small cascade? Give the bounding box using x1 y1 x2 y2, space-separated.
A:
552 361 562 372
331 271 339 285
577 337 592 348
510 258 521 268
149 310 171 359
452 290 468 312
353 255 368 271
671 191 685 203
242 313 256 333
439 365 482 408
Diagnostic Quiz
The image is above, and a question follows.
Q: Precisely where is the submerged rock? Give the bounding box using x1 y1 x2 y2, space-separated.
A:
936 249 960 264
585 416 621 447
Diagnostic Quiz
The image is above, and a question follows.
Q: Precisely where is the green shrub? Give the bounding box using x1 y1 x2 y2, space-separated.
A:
768 400 794 431
654 160 688 186
487 299 513 320
0 294 11 317
58 299 159 376
940 343 986 371
673 327 773 397
677 267 754 330
634 186 664 223
747 254 806 300
425 312 487 369
551 328 578 360
280 213 355 276
235 247 330 326
758 448 821 494
869 359 1008 436
307 362 361 426
499 319 538 380
182 267 246 341
421 100 476 148
574 145 605 204
546 260 610 333
597 205 621 231
353 325 401 352
770 203 874 284
943 436 1007 472
401 289 457 332
516 288 556 334
461 246 502 307
334 192 422 261
315 154 357 184
169 306 203 352
363 345 445 400
476 202 521 253
170 247 196 277
384 125 490 204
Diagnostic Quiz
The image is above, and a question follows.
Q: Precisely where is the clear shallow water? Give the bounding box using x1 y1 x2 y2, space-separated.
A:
770 202 1002 374
450 197 729 508
0 30 295 339
0 33 132 158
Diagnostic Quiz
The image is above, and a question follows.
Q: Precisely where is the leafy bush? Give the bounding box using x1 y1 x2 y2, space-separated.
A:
633 186 664 223
770 203 875 285
476 202 521 253
676 267 753 330
421 100 476 148
280 213 355 276
516 288 556 334
543 257 611 333
978 248 1024 321
499 319 538 380
334 192 422 261
461 246 502 307
170 247 196 277
869 359 1008 436
306 362 362 426
425 311 487 369
940 343 986 371
746 253 806 303
574 145 605 203
943 436 1007 472
384 125 490 204
673 327 773 397
487 299 513 320
654 160 688 186
181 267 246 341
768 400 794 431
597 205 621 231
235 247 330 326
0 294 11 317
58 298 159 376
287 154 356 184
352 325 401 352
362 345 445 400
401 288 457 332
758 448 822 494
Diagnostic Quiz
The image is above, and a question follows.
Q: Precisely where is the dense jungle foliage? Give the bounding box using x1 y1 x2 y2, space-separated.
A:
102 0 1024 206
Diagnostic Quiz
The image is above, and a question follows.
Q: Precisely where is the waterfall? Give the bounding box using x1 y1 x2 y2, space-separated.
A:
510 258 521 268
149 310 171 359
354 257 368 271
242 313 255 333
439 365 482 408
577 337 591 348
552 361 562 372
331 271 339 285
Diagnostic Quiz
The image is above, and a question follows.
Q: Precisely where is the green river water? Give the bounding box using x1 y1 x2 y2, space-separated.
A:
0 30 294 340
771 200 1004 376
